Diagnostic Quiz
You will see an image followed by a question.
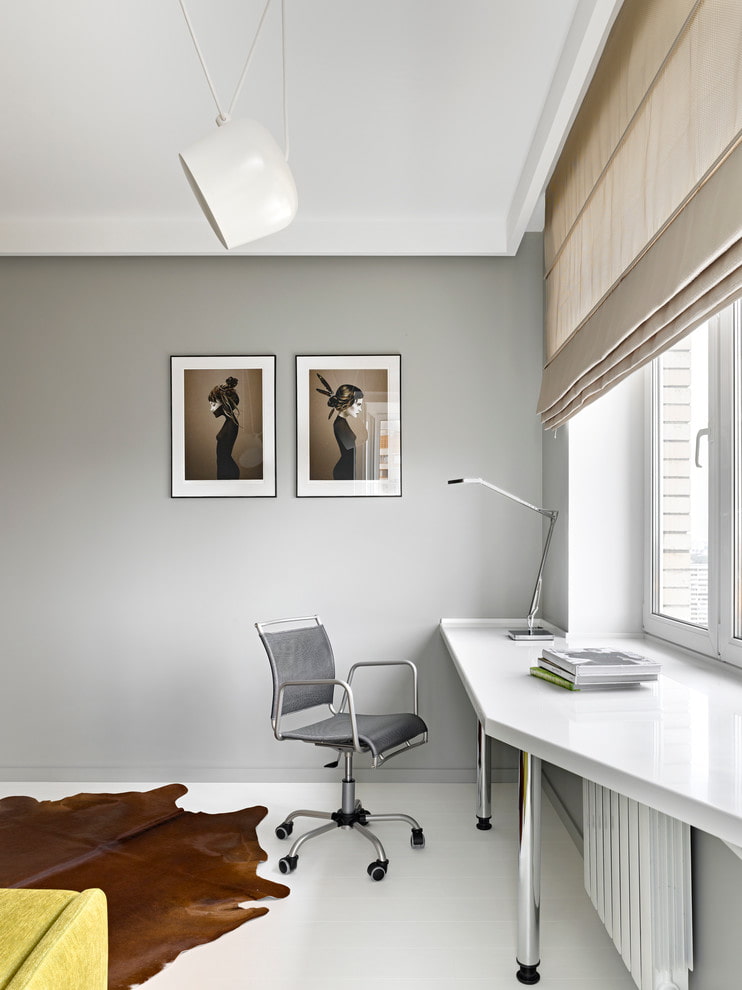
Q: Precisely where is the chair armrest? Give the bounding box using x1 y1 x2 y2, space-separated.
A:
343 660 419 715
275 678 360 750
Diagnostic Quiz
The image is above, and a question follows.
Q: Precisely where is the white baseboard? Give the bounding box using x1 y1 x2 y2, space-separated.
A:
0 766 519 785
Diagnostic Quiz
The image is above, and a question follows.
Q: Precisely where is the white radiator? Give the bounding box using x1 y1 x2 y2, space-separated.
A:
583 781 693 990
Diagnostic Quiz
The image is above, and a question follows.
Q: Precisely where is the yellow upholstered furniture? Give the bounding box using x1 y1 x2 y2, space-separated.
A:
0 888 107 990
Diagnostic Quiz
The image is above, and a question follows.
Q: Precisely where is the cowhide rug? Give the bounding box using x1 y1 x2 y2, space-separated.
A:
0 783 289 989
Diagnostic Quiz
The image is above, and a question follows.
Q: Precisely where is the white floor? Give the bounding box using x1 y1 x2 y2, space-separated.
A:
2 781 638 990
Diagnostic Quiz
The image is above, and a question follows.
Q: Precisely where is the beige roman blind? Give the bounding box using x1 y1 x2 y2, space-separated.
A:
539 0 742 429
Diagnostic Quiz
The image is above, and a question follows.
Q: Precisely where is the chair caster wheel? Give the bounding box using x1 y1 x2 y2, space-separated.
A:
367 859 388 881
411 827 425 849
275 821 294 840
278 855 298 874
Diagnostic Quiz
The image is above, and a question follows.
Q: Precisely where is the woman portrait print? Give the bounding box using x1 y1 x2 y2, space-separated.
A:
298 356 399 496
208 376 240 479
315 375 364 480
182 367 264 483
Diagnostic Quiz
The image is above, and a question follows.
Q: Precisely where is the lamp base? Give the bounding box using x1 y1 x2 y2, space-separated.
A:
508 627 554 642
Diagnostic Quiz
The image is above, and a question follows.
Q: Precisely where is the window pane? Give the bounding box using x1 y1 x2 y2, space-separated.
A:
654 325 709 627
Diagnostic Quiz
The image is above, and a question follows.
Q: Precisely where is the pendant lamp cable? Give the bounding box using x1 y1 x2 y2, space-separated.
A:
178 0 290 160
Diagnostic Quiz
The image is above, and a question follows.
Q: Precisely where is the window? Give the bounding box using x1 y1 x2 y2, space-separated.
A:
646 299 742 665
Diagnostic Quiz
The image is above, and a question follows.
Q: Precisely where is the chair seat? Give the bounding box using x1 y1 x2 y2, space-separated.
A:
282 712 427 759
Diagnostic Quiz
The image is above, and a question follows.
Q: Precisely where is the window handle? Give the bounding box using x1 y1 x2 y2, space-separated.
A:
695 427 709 468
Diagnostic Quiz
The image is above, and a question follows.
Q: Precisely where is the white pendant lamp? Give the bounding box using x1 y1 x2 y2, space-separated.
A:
178 0 297 250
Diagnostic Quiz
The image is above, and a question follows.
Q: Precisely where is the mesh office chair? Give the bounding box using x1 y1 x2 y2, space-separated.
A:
256 615 428 881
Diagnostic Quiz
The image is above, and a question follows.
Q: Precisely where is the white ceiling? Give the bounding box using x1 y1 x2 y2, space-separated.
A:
0 0 622 256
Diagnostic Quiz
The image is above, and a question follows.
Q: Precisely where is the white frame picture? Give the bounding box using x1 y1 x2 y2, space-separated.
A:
296 354 401 497
171 354 276 498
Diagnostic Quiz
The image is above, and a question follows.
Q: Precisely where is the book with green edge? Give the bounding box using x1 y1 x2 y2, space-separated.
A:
529 666 580 691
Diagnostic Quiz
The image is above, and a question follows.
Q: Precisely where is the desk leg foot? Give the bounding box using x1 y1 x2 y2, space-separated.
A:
476 720 492 828
516 963 540 985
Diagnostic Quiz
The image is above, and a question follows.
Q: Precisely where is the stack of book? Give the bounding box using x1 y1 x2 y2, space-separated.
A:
530 645 661 691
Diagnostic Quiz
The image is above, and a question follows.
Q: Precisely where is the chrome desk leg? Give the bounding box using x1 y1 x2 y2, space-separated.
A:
516 750 541 985
476 720 492 829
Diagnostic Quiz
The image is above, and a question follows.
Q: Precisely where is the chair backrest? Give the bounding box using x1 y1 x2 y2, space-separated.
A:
256 616 336 721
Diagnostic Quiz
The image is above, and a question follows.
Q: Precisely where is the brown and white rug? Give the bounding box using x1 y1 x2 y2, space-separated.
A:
0 783 289 989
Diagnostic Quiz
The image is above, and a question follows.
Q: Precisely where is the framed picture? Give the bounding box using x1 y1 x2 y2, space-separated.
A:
171 355 276 497
296 354 401 497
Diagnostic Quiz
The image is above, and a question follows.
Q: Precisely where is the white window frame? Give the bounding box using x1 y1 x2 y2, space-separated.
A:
718 301 742 663
644 300 742 668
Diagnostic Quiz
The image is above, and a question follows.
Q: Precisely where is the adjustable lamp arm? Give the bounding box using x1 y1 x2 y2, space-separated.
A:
448 478 559 634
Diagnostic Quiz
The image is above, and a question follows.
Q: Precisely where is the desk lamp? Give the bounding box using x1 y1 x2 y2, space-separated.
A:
448 478 558 641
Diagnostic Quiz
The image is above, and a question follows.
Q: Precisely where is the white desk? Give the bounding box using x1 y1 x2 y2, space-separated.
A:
440 619 742 985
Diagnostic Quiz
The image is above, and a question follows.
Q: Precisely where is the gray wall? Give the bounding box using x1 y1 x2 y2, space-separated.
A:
691 832 742 990
0 240 543 781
